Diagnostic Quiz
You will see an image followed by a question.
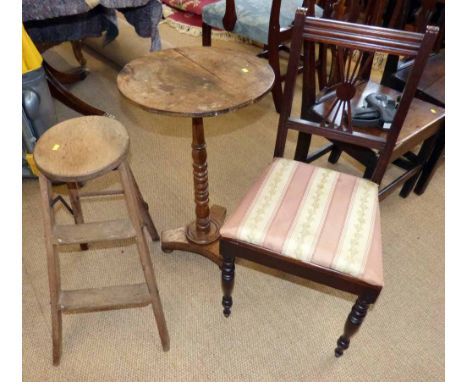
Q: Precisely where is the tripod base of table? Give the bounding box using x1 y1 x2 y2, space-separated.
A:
161 205 226 266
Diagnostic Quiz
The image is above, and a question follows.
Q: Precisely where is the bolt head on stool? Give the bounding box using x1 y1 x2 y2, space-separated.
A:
33 116 130 182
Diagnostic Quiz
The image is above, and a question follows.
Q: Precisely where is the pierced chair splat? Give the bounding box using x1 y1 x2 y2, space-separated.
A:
293 13 443 200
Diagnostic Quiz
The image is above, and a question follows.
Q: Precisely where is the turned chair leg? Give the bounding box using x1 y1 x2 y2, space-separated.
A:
39 173 63 366
221 254 235 317
119 161 170 351
202 23 212 47
335 296 370 357
67 182 89 250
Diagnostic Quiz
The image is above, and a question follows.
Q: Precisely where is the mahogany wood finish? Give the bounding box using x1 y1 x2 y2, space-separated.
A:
71 40 87 67
39 44 107 116
315 0 388 90
43 61 89 85
44 63 107 116
381 1 445 194
335 296 370 357
292 11 443 199
296 0 393 167
117 47 274 265
220 238 381 356
381 0 445 94
202 0 313 113
219 10 438 358
186 117 220 245
35 117 169 365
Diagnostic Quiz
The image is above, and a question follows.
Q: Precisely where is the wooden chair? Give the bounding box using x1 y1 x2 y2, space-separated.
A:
380 0 445 195
293 6 444 200
381 0 445 105
201 0 323 112
314 0 389 89
218 10 439 357
34 116 169 365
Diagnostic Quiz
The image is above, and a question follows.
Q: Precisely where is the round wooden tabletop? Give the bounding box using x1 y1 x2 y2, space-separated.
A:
34 116 129 182
117 47 275 118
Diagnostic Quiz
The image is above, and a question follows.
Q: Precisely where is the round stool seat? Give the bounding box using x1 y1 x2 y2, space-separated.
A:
34 116 129 182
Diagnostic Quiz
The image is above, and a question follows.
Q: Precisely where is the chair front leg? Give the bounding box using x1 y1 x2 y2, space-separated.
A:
335 296 370 357
221 254 235 317
202 23 212 47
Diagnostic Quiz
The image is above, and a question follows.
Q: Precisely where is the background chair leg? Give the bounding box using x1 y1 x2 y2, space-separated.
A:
67 182 89 250
400 133 439 198
328 146 342 164
414 125 445 195
221 254 235 317
294 132 312 162
335 296 370 357
399 173 420 198
71 40 87 67
202 23 212 47
267 45 283 113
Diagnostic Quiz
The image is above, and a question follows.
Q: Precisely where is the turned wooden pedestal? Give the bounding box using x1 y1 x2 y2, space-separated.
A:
117 47 274 265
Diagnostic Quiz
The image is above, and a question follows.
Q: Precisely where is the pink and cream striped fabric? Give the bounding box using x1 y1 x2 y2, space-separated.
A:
220 158 383 287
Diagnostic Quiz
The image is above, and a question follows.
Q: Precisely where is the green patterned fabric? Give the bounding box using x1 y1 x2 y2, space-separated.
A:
202 0 323 45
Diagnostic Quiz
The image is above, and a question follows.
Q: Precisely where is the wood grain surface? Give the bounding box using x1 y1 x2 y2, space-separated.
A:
34 116 129 182
117 47 275 117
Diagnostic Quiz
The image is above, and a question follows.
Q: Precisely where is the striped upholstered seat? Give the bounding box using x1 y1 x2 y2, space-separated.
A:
220 158 383 287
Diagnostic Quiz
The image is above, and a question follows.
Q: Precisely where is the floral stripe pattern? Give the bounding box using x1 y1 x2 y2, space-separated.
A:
221 158 383 287
282 167 339 262
237 159 298 245
332 180 378 278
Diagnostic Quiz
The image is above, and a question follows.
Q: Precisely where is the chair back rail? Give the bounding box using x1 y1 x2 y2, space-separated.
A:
274 9 438 185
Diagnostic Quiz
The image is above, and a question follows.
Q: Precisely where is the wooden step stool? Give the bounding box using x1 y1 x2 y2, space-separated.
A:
33 116 170 365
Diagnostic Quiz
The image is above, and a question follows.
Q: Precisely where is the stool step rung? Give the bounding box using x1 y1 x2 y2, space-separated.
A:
79 189 124 198
54 219 136 245
59 283 152 314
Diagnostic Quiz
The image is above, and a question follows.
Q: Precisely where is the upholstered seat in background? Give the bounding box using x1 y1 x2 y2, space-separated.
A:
220 158 383 287
202 0 323 45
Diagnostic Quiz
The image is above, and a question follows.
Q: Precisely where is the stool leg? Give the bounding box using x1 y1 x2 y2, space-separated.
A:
66 182 89 250
119 161 170 351
127 167 160 242
38 173 63 365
